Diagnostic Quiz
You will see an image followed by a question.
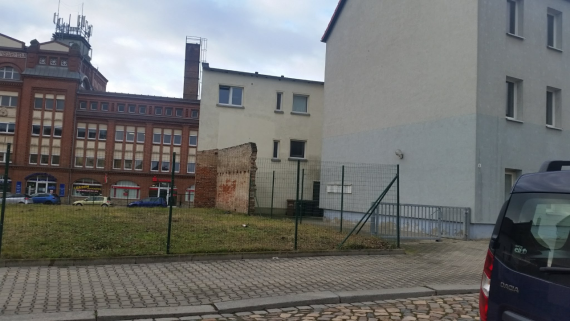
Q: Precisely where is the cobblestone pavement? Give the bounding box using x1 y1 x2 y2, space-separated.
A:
0 240 487 316
121 294 480 321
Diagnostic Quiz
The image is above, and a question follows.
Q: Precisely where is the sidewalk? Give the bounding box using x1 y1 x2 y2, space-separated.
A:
0 240 487 317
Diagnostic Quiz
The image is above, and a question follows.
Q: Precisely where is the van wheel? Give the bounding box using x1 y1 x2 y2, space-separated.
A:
101 204 108 207
75 203 83 206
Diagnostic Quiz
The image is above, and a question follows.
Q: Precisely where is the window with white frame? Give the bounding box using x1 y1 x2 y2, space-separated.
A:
548 9 562 49
218 85 243 106
0 67 20 80
0 95 17 107
546 88 561 127
137 128 145 143
292 95 308 113
506 78 522 120
32 124 41 136
507 0 523 36
189 131 198 146
115 126 124 141
276 92 283 111
290 140 306 159
173 130 182 145
272 140 279 159
117 104 125 112
0 123 15 134
153 129 161 144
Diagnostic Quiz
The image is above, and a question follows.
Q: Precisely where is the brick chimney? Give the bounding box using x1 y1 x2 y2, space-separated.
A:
183 43 200 100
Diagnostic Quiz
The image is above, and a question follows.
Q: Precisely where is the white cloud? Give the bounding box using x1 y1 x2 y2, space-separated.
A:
2 0 337 97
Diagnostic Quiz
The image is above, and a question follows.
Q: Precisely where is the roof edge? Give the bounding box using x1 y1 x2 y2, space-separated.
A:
321 0 346 43
202 63 324 85
77 90 200 104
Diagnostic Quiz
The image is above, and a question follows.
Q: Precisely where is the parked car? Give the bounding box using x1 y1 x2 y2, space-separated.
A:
127 197 167 208
0 193 31 204
73 196 112 207
480 160 570 321
31 193 61 205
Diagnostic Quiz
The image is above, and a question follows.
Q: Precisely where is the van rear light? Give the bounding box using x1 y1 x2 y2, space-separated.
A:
479 249 494 321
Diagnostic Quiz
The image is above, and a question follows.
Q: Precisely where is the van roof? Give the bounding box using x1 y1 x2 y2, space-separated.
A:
513 171 570 194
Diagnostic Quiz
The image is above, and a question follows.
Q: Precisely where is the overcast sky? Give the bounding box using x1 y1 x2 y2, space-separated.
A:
1 0 337 98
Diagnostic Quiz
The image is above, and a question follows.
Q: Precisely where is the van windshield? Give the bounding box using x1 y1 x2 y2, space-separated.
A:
496 193 570 287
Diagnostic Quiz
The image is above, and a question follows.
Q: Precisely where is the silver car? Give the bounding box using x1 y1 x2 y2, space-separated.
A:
0 193 31 204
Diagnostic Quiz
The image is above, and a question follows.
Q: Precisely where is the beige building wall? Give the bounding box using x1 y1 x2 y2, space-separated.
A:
199 65 324 162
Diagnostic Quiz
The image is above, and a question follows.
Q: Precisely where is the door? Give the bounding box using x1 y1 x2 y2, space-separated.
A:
158 188 168 205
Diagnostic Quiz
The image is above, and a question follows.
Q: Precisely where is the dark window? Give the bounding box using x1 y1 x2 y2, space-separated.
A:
40 154 49 164
35 98 43 109
124 159 133 170
52 155 60 165
128 104 136 113
506 81 515 118
0 124 7 133
290 141 305 158
0 96 17 107
43 125 51 136
191 110 199 118
126 131 135 142
151 161 159 171
53 127 62 137
101 103 109 111
85 157 95 168
7 123 15 133
495 193 570 288
161 161 170 172
508 0 517 34
56 99 64 110
32 125 41 136
187 163 196 173
115 130 124 141
189 135 197 146
137 132 145 143
117 104 125 112
90 102 98 111
79 101 87 110
548 14 555 47
97 158 105 168
173 134 182 145
219 86 230 104
99 129 107 140
276 92 282 110
547 91 554 126
165 108 172 116
175 108 183 117
45 98 53 110
113 159 122 169
175 162 180 173
77 127 86 138
29 154 38 164
88 128 97 139
135 160 143 170
273 141 279 158
153 133 161 144
163 134 171 145
139 105 146 114
155 106 162 115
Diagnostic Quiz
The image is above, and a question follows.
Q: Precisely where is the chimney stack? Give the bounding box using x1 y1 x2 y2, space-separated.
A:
183 43 200 100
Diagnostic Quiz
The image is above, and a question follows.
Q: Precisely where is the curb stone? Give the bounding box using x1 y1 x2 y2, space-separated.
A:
0 284 479 321
0 249 404 268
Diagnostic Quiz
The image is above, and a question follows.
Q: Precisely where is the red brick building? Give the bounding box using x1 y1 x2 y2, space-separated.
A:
0 21 201 205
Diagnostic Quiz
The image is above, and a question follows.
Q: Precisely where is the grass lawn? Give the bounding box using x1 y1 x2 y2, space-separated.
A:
0 205 393 259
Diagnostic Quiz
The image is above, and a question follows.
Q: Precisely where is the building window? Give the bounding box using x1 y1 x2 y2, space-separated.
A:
51 155 60 166
276 92 282 111
505 169 521 201
173 133 182 145
29 154 38 164
290 140 306 159
45 97 53 110
506 78 522 120
97 156 105 168
126 130 135 142
218 85 243 106
128 104 136 113
134 160 143 170
79 101 87 110
111 181 140 200
165 108 172 116
0 67 20 80
191 110 199 118
137 130 145 143
88 128 96 140
0 123 15 134
189 132 198 146
153 133 161 144
60 58 67 67
161 161 170 172
546 88 561 127
32 124 41 136
99 128 107 140
151 161 159 171
49 58 57 66
548 9 562 49
124 159 133 170
72 179 102 197
0 95 17 107
115 129 124 141
163 133 172 145
75 156 84 167
90 102 98 111
175 108 183 117
53 126 62 137
39 57 46 65
293 95 308 113
113 159 122 169
101 102 109 111
273 140 279 159
139 105 146 114
43 125 52 137
77 127 86 138
56 98 64 110
85 157 95 168
35 98 44 109
40 154 49 165
117 104 125 112
507 0 523 36
155 106 162 115
187 162 196 173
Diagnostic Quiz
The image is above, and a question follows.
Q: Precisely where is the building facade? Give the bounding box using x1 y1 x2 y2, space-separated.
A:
0 27 201 205
321 0 570 238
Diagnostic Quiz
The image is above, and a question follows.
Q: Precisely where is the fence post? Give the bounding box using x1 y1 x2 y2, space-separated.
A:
0 144 11 258
340 165 344 232
166 152 176 254
294 159 300 250
437 207 443 242
270 171 275 218
300 168 304 224
396 164 400 248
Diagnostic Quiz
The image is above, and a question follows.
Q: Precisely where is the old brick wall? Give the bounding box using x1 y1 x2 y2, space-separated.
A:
194 143 257 214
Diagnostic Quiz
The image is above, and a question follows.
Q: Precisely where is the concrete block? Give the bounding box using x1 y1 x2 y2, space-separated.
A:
336 287 435 303
425 284 480 295
0 311 95 321
97 305 216 321
215 292 339 313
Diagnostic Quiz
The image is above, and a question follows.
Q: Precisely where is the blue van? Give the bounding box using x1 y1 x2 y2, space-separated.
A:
481 161 570 321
